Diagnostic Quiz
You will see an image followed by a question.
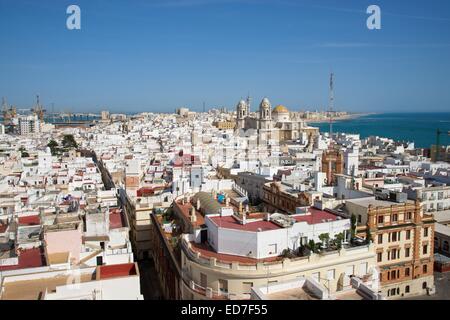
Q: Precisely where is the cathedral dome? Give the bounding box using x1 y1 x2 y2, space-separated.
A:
273 105 289 113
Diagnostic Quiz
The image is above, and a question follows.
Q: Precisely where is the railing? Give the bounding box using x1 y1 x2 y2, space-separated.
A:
181 234 372 274
181 271 250 300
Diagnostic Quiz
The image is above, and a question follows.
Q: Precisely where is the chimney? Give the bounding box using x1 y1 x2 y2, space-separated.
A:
196 199 201 211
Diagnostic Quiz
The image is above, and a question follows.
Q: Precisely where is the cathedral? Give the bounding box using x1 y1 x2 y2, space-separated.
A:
235 97 319 147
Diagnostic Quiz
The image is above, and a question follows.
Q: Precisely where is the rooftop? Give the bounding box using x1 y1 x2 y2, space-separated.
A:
0 247 46 271
109 209 126 229
209 215 280 232
293 207 340 224
346 197 414 208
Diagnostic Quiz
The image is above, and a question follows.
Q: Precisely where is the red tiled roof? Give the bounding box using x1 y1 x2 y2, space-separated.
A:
209 215 280 232
18 215 41 226
175 201 205 227
109 211 125 229
99 263 136 280
0 247 46 271
293 208 339 224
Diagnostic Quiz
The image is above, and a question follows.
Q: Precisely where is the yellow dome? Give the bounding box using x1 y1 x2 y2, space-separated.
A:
273 105 289 113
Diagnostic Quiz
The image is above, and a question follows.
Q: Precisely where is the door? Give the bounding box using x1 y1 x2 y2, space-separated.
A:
201 229 208 243
96 256 103 266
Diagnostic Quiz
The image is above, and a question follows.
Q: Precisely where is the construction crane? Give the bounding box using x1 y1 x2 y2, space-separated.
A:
2 97 17 125
434 129 450 162
31 94 46 121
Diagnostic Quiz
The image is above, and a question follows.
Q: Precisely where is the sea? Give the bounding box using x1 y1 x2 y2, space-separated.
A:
309 113 450 149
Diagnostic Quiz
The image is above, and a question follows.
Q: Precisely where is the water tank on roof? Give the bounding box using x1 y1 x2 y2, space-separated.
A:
217 194 226 204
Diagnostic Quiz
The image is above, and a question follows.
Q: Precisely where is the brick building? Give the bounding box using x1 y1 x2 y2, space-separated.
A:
345 198 435 299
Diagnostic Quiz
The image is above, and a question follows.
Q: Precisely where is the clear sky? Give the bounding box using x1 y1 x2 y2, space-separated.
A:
1 0 450 113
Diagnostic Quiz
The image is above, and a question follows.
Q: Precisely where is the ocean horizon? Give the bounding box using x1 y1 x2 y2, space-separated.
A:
310 112 450 149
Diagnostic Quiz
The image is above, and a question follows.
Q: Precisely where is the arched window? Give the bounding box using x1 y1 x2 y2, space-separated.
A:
422 282 427 289
405 285 410 293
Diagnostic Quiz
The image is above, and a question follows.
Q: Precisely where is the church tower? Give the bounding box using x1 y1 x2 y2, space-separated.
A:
236 99 248 130
259 97 272 130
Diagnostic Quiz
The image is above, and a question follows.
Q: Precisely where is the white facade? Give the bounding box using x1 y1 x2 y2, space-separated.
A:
205 212 351 260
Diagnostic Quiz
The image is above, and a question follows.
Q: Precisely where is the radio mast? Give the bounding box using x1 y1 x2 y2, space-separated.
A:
328 72 335 140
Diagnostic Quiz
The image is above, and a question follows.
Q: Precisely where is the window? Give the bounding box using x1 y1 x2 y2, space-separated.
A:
242 282 253 294
405 247 410 258
358 215 362 223
406 230 411 240
327 269 335 280
406 212 412 220
390 249 399 260
391 232 399 242
422 282 427 289
219 279 228 293
268 244 277 254
378 216 384 224
392 214 398 222
378 234 383 244
390 270 397 280
423 244 428 255
444 241 449 252
405 268 410 277
423 264 428 273
405 285 410 293
377 252 383 262
345 265 354 277
312 272 320 282
359 262 368 276
424 227 429 237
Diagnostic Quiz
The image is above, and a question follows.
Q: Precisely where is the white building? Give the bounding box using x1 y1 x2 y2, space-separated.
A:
18 114 40 135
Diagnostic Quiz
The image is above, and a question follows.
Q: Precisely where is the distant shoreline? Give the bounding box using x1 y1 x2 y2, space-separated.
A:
307 112 375 124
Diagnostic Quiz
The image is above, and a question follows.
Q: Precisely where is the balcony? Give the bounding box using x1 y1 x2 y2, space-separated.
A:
181 234 374 275
181 272 250 300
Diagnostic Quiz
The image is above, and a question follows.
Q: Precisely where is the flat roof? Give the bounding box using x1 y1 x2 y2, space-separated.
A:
346 197 414 208
209 215 281 232
293 208 340 224
1 272 94 300
109 210 126 229
18 215 41 226
435 223 450 237
0 247 46 271
433 210 450 223
98 263 137 280
264 287 319 300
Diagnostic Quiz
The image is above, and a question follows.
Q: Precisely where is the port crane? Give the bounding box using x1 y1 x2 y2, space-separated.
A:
2 97 17 125
31 95 46 121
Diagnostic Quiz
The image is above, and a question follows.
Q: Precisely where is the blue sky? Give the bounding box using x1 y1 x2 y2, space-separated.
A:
1 0 450 113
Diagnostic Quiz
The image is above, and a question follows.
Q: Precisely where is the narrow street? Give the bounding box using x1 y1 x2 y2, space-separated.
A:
138 259 164 300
